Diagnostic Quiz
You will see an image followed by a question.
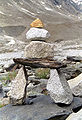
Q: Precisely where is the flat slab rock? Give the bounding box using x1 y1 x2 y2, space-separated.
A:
0 95 70 120
0 95 82 120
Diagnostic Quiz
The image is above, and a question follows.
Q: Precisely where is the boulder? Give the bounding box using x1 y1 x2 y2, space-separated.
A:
66 109 82 120
8 67 27 105
47 69 73 105
30 18 44 28
26 27 50 41
68 73 82 96
24 41 54 59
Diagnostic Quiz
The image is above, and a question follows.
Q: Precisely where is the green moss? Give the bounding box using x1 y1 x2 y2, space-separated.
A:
35 68 50 79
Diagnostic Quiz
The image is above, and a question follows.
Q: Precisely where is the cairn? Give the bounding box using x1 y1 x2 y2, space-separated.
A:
8 18 73 105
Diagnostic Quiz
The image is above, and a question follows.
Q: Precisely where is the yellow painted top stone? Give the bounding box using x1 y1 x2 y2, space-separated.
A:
30 18 44 28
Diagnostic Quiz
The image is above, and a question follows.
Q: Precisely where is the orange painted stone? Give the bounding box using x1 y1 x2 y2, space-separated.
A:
30 18 44 28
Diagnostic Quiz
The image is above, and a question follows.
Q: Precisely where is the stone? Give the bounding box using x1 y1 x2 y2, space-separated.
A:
24 41 54 59
3 87 11 97
47 69 73 105
66 97 82 112
27 80 47 95
66 109 82 120
26 27 50 41
8 67 27 105
68 73 82 97
30 18 44 28
60 66 81 80
0 95 71 120
0 97 9 106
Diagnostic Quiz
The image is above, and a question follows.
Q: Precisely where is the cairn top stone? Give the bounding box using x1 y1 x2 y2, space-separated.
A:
30 18 44 28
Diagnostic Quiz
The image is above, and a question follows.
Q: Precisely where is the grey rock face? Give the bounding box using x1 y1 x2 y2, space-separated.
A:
47 69 73 105
68 73 82 97
24 41 54 59
8 67 27 105
26 27 50 41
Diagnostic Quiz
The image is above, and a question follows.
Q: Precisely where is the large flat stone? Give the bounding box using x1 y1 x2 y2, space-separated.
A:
47 69 73 105
24 41 54 59
0 95 71 120
68 73 82 97
26 28 50 41
8 67 27 105
0 95 82 120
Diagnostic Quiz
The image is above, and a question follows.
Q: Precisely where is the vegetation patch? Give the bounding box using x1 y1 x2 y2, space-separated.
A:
0 71 17 86
0 104 4 108
35 68 50 79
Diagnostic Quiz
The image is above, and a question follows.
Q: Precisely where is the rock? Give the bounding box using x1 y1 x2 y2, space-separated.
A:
0 82 2 93
3 87 11 93
3 87 11 97
8 67 27 105
0 95 71 120
24 41 54 59
47 69 73 105
66 109 82 120
0 69 4 73
30 18 44 28
0 66 4 73
26 27 50 41
67 56 82 62
60 66 81 80
68 73 82 97
0 97 9 106
66 97 82 113
27 80 47 95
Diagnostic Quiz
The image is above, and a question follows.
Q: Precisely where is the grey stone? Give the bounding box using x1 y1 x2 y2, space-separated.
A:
66 109 82 120
68 73 82 97
26 27 50 41
47 69 73 105
3 87 11 93
0 95 71 120
24 41 54 59
3 87 11 97
7 67 27 105
27 80 47 94
60 66 81 80
0 97 9 106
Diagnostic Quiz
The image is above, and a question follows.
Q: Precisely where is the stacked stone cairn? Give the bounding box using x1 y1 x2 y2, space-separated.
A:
8 18 73 105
